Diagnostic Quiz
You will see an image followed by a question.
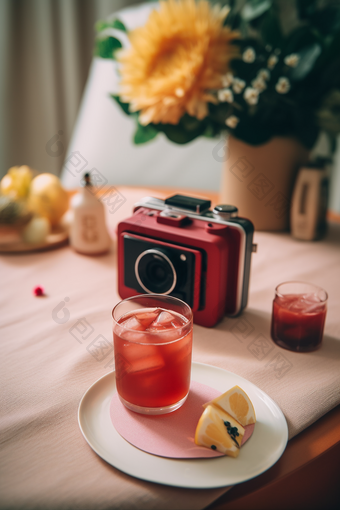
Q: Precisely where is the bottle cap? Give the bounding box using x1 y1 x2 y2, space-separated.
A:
83 173 91 186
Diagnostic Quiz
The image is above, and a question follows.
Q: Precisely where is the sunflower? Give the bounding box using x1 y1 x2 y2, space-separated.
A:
118 0 239 125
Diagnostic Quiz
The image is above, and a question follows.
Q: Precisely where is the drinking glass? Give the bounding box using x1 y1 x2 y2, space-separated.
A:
112 294 193 414
271 281 328 352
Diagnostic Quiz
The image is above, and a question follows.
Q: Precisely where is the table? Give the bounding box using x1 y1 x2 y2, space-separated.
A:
1 186 340 510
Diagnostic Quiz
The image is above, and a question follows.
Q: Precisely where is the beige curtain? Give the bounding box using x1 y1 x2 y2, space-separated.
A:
0 0 141 180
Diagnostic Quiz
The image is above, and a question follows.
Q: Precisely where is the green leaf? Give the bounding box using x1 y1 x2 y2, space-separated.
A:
110 95 131 116
203 121 220 138
296 0 319 21
321 29 340 66
95 18 127 33
224 11 240 29
95 20 107 33
283 26 321 55
260 9 283 48
134 123 159 144
160 123 206 144
233 122 272 145
110 19 127 32
241 0 272 22
181 114 202 132
209 103 234 126
94 36 122 59
289 43 322 81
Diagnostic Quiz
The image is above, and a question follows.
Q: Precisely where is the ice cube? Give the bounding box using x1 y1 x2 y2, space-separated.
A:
119 341 166 373
129 354 165 375
120 330 145 343
146 327 179 341
301 293 319 303
303 303 324 314
153 311 175 326
147 310 189 338
135 308 161 329
282 293 324 314
300 293 324 313
171 314 188 327
121 316 145 331
288 300 307 313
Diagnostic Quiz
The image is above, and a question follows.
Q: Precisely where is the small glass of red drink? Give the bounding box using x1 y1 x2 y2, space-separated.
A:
112 294 193 415
271 282 328 352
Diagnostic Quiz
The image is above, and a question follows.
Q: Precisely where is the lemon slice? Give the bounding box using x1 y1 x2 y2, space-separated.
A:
194 405 245 457
204 386 256 426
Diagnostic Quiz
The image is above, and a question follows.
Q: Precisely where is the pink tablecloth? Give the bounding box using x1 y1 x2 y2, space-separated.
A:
1 187 340 510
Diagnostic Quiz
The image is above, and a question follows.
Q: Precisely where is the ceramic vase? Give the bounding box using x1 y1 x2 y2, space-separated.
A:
220 135 310 231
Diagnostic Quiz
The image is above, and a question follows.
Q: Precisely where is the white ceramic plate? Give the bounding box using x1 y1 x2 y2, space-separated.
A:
78 362 288 489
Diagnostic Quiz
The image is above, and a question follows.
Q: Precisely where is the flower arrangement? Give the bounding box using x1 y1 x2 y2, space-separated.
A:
95 0 340 150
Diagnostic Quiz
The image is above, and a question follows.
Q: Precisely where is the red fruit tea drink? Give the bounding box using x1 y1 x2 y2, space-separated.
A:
113 295 193 415
271 282 327 352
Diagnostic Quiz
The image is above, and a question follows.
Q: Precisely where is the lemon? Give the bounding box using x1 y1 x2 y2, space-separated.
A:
28 173 69 226
0 165 33 199
203 386 256 426
22 216 50 244
194 405 245 457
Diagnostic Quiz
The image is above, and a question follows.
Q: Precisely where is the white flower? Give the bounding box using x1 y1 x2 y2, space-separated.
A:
217 88 234 103
243 87 259 105
284 54 299 67
225 115 239 128
221 72 234 88
242 47 256 63
251 77 267 92
275 77 291 94
232 78 246 94
268 54 278 69
257 69 270 81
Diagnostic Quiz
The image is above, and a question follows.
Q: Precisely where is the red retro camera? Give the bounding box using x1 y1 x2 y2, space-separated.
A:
117 195 255 327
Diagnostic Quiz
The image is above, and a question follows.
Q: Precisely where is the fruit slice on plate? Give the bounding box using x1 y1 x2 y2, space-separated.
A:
195 405 245 457
203 385 256 426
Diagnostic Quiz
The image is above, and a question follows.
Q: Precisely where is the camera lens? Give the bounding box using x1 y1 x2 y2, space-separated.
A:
135 249 177 295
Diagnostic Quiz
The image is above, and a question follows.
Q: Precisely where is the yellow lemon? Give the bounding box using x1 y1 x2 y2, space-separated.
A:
1 165 33 199
204 386 256 426
22 216 50 244
28 173 69 226
194 405 245 457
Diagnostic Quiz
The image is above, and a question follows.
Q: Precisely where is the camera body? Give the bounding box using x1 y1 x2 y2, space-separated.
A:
117 195 255 327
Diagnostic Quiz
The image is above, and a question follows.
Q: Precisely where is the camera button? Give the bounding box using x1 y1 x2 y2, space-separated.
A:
157 210 190 227
213 205 238 219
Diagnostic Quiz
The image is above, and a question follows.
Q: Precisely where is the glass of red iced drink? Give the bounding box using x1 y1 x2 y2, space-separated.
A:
271 282 328 352
112 294 193 415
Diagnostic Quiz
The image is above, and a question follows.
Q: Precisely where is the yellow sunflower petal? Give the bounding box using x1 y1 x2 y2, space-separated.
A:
118 0 239 125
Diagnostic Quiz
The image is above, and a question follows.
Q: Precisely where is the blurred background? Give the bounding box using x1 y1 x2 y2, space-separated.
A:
0 0 141 178
0 0 340 211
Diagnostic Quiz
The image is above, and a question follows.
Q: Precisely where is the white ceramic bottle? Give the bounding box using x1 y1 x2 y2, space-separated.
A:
69 173 111 254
